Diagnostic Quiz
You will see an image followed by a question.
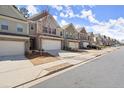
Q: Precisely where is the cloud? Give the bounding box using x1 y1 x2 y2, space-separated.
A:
66 6 75 18
53 15 58 20
51 5 63 11
60 20 68 26
60 12 68 18
88 5 95 8
59 8 101 24
80 10 93 18
80 9 100 24
88 15 99 24
75 24 82 29
59 6 76 18
86 17 124 41
59 6 98 24
26 5 38 15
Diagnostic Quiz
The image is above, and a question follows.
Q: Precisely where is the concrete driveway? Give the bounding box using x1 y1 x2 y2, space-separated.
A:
0 55 33 73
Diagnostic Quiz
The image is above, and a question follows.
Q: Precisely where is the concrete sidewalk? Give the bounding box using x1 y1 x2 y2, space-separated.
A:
0 47 119 88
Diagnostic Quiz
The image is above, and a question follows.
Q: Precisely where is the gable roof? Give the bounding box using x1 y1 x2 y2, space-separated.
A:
62 24 70 29
62 23 77 32
0 5 27 21
77 27 87 33
29 11 60 28
28 11 49 21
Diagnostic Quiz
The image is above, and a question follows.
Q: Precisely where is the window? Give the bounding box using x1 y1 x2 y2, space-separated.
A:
17 27 23 32
43 27 48 33
69 32 72 37
48 28 51 34
43 27 56 35
1 25 8 30
31 26 33 30
17 24 23 32
60 31 63 36
52 29 56 35
1 21 8 30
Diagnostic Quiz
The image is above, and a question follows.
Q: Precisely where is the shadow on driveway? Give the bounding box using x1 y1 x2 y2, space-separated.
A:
0 55 28 62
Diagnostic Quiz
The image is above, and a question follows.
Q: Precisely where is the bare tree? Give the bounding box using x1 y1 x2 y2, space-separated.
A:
19 7 29 18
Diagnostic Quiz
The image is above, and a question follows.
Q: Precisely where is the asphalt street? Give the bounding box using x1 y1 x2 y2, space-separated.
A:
32 47 124 88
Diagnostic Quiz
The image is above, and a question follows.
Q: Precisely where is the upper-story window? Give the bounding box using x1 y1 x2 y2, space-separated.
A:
43 27 56 34
17 28 23 32
43 26 57 35
1 21 8 30
17 24 23 32
66 32 68 35
43 27 48 33
48 28 51 34
52 29 56 35
60 31 63 36
1 25 8 30
69 32 73 38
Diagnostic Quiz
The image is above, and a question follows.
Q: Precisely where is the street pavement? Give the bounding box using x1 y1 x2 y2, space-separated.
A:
32 46 124 88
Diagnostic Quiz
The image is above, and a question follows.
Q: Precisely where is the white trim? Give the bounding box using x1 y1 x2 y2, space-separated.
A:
67 39 80 42
27 23 29 35
40 35 63 40
0 34 29 40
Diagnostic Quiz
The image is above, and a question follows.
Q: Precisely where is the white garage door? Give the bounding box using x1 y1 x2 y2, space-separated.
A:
42 39 61 50
83 42 89 48
0 41 25 56
69 42 79 49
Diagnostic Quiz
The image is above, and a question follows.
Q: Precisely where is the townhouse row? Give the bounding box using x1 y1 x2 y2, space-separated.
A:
0 5 119 57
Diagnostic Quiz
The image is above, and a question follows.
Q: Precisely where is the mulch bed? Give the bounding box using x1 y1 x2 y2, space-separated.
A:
26 52 60 66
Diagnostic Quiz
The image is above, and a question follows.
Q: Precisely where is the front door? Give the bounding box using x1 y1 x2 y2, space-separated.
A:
30 37 36 50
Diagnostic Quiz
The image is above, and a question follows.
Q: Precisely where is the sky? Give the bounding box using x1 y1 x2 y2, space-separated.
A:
17 5 124 41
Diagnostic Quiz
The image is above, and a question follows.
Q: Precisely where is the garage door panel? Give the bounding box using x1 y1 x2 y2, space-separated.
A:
42 39 61 50
0 41 24 56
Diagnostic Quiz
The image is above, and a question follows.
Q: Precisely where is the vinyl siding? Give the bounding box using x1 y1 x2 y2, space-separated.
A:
29 15 62 37
0 6 26 21
0 17 29 35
